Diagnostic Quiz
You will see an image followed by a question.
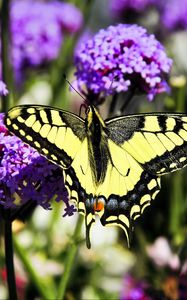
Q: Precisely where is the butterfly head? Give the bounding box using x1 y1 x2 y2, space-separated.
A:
86 106 105 132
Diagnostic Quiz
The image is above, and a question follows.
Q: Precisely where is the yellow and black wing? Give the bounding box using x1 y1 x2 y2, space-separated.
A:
106 112 187 175
5 105 92 213
98 112 187 243
92 144 161 247
5 105 86 169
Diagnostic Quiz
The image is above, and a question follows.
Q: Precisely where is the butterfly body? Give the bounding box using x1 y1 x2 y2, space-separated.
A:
5 105 187 248
85 106 109 184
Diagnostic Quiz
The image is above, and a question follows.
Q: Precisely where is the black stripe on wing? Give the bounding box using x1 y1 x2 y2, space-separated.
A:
143 141 187 174
100 170 160 245
5 105 86 168
105 113 187 175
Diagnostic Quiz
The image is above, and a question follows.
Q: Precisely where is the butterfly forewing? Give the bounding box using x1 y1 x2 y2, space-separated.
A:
106 113 187 175
5 105 86 169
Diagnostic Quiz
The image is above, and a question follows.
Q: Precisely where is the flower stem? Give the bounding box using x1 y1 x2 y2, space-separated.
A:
56 215 83 299
50 35 76 108
4 216 18 300
0 0 13 111
169 85 186 238
13 236 53 300
169 171 184 236
176 85 186 112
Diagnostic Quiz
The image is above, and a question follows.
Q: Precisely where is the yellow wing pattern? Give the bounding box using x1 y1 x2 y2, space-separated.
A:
95 143 160 246
5 106 187 248
106 113 187 175
6 105 86 169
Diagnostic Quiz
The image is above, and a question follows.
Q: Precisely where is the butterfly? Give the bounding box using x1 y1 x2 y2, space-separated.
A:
5 105 187 248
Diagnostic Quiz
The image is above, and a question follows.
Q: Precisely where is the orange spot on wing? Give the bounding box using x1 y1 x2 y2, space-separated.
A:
93 198 105 212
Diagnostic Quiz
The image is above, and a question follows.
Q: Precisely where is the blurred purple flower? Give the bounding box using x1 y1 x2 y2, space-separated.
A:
74 24 172 102
109 0 154 17
55 2 83 33
9 0 83 79
160 0 187 31
0 113 75 216
120 275 151 300
0 81 8 96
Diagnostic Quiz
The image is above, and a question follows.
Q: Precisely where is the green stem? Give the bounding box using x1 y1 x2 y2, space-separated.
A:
50 35 76 107
76 0 94 19
176 85 186 112
4 217 18 300
46 200 61 257
169 85 186 237
13 236 53 300
169 172 184 236
0 0 13 111
56 215 83 299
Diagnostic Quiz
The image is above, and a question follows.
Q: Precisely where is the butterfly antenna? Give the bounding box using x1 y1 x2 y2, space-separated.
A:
63 74 86 102
108 75 119 115
109 75 117 91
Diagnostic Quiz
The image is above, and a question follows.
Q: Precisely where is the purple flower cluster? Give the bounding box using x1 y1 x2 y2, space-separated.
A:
160 0 187 31
10 0 83 79
109 0 154 17
0 113 75 216
0 81 8 96
74 24 172 101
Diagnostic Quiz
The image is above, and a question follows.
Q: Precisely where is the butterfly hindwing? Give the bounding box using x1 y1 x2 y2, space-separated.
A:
96 147 161 246
106 113 187 175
